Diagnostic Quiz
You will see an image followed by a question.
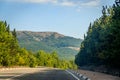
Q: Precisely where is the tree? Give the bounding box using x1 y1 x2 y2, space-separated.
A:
75 1 120 69
12 28 17 38
115 0 120 6
6 25 10 33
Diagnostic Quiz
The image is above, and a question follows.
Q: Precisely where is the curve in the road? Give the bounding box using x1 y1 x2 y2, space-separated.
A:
3 69 80 80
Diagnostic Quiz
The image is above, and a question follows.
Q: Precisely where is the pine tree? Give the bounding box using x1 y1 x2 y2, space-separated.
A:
12 28 17 38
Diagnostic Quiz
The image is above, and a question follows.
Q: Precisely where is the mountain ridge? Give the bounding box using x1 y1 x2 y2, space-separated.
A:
17 31 83 60
17 31 81 39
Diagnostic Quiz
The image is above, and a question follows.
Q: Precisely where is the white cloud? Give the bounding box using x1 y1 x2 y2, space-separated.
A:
1 0 101 14
57 0 100 7
80 0 100 7
60 1 76 7
17 0 76 7
2 0 100 9
27 0 58 4
27 0 52 3
4 0 58 4
3 0 100 7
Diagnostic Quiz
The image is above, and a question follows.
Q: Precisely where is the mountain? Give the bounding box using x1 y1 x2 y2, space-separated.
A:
17 31 83 60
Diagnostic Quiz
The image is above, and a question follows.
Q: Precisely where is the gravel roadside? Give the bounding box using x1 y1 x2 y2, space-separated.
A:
75 69 120 80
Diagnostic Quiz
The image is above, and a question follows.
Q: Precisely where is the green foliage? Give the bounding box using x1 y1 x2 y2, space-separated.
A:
0 21 77 69
35 50 77 69
0 21 19 66
75 3 120 69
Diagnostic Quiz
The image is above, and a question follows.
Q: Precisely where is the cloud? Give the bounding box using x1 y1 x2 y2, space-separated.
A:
3 0 58 4
26 0 58 4
59 1 76 7
2 0 100 10
25 0 48 3
80 0 100 7
58 0 100 7
2 0 100 6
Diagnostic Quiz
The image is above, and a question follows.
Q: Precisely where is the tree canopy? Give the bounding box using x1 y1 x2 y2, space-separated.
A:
75 1 120 69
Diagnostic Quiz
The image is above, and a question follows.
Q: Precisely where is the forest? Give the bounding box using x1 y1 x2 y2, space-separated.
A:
0 21 77 69
75 1 120 75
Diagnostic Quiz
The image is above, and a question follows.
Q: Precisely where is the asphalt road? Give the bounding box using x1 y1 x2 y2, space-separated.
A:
0 68 80 80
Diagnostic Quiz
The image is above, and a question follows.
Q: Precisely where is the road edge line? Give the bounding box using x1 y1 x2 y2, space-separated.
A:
65 70 80 80
5 73 26 80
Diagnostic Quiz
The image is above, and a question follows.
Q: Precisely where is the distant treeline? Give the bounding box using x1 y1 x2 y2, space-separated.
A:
75 1 120 69
0 21 77 69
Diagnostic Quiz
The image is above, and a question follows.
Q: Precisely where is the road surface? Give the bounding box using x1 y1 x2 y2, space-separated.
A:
0 68 80 80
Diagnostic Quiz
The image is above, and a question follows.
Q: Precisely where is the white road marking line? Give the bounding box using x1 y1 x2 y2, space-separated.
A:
5 73 26 80
65 70 80 80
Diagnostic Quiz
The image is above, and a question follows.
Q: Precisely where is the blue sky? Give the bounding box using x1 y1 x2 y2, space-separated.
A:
0 0 115 39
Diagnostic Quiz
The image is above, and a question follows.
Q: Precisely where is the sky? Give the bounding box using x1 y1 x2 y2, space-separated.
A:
0 0 115 39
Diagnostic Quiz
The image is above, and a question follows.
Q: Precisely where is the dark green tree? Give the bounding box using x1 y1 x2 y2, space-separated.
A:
75 1 120 69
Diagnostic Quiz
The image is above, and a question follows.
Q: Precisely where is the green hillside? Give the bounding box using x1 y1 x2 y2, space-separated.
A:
17 31 82 60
